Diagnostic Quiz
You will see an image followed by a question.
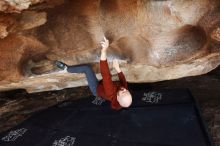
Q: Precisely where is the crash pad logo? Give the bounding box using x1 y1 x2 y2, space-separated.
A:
92 96 105 105
142 91 162 104
53 136 76 146
1 128 28 142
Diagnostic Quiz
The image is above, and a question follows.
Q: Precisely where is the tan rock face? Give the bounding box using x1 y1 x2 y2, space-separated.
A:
212 28 220 41
0 0 220 93
0 0 64 13
0 0 43 13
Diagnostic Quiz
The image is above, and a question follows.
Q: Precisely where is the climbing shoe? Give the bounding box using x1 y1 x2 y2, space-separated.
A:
54 61 67 70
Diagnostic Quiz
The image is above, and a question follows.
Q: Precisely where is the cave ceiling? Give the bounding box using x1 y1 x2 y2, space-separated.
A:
0 0 220 93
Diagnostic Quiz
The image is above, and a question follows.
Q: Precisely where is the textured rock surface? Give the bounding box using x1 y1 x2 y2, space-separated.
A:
0 0 44 13
0 0 220 92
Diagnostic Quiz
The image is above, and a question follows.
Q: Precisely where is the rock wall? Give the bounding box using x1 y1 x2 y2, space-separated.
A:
0 0 45 13
0 0 220 92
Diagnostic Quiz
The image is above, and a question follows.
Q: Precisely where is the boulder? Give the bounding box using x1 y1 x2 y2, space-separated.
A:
0 0 220 92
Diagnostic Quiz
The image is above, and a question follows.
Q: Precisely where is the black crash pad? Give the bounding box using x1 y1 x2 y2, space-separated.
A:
0 87 214 146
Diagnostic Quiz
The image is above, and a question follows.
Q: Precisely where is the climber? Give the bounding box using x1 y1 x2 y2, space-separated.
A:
55 37 132 110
